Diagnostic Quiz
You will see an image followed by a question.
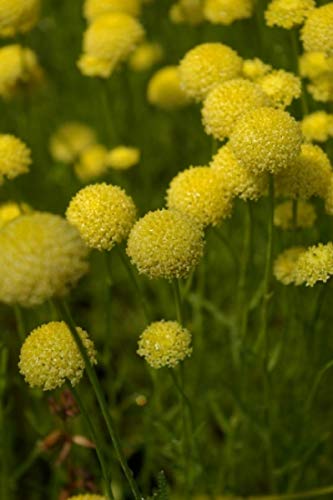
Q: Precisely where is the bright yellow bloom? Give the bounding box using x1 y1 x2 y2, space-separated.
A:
19 321 97 391
78 12 145 78
299 51 333 80
169 0 204 26
66 183 136 251
50 122 96 164
166 166 232 227
242 58 272 81
295 242 333 286
202 78 270 140
229 107 302 175
0 201 31 228
302 4 333 56
0 213 89 307
128 42 163 71
0 134 31 184
274 247 306 285
302 111 333 143
126 209 204 280
74 144 109 181
147 66 190 110
203 0 253 25
138 320 192 369
179 43 243 101
83 0 141 22
307 74 333 103
107 146 140 170
274 200 316 230
265 0 315 29
258 69 301 109
0 0 40 37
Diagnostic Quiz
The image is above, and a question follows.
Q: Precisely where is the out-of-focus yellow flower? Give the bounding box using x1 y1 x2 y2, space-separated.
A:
299 51 333 80
0 134 31 185
324 175 333 216
0 201 31 228
66 183 136 251
107 146 140 170
50 122 97 164
0 0 40 37
274 247 306 285
302 111 333 143
128 42 163 71
295 242 333 286
302 4 333 56
274 200 316 230
203 0 253 25
147 66 190 110
84 0 141 22
78 12 145 78
265 0 315 29
202 78 270 140
179 43 243 102
242 58 272 81
169 0 204 26
0 213 89 307
307 73 333 103
258 69 301 109
19 321 97 391
138 320 192 368
126 209 204 280
74 144 109 181
229 107 302 175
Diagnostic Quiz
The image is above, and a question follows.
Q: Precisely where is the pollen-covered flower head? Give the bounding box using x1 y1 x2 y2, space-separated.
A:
274 200 316 230
265 0 315 29
0 201 31 228
50 122 96 164
147 66 190 110
128 42 163 71
203 0 253 25
0 134 31 184
229 107 302 175
274 247 306 285
307 74 333 103
258 69 301 109
294 242 333 286
83 0 141 22
210 144 267 201
299 51 333 80
126 209 204 280
169 0 204 26
179 43 243 101
301 4 333 56
74 144 109 182
66 183 136 251
107 146 140 170
19 321 97 391
78 12 145 78
242 58 272 81
0 0 40 37
166 166 233 227
302 111 333 143
137 320 192 368
0 213 89 307
202 78 270 140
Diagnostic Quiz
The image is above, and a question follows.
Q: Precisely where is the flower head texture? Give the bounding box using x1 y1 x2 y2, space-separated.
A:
50 122 97 164
301 4 333 56
0 134 31 184
302 111 333 143
78 12 145 78
137 320 192 368
202 78 270 140
294 242 333 286
307 74 333 103
166 166 233 227
299 51 333 80
0 213 89 307
19 321 97 391
242 58 272 81
265 0 315 29
83 0 141 22
128 42 163 71
169 0 204 26
74 144 109 181
0 201 31 228
258 69 301 109
274 200 316 230
126 209 204 280
0 0 40 37
179 43 242 101
274 247 306 285
229 107 302 175
107 146 140 170
325 175 333 216
66 183 137 251
147 66 190 110
203 0 253 25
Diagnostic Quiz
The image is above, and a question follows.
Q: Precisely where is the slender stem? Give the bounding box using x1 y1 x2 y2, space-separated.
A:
13 305 25 342
172 279 183 324
290 29 309 117
214 227 238 270
292 199 298 231
99 78 117 145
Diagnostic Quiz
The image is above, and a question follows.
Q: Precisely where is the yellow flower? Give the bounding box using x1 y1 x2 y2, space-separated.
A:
302 111 333 143
0 134 31 184
242 58 272 81
273 247 306 285
66 183 137 251
258 69 301 109
324 175 333 216
128 42 163 71
126 209 204 280
166 166 233 227
50 122 96 164
78 12 145 78
169 0 204 25
107 146 140 170
147 66 190 110
299 51 333 80
137 321 192 368
201 78 270 140
19 321 97 391
179 43 243 101
74 144 109 181
0 201 31 228
265 0 315 29
0 0 40 37
302 4 333 56
0 213 89 307
83 0 141 22
294 242 333 286
307 74 333 103
229 107 302 175
203 0 253 25
274 200 316 230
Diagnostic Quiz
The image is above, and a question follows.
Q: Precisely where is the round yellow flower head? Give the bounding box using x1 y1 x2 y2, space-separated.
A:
302 4 333 56
169 0 204 26
19 321 97 391
294 242 333 286
265 0 315 29
179 43 243 102
307 74 333 103
74 144 109 182
128 42 163 71
137 320 192 368
83 0 141 22
325 175 333 216
0 134 31 185
147 66 190 110
66 183 136 251
258 69 301 109
302 111 333 143
126 209 204 280
202 78 270 141
275 144 332 200
242 58 272 81
203 0 253 25
68 496 106 500
229 107 302 175
0 201 31 228
274 247 306 285
0 0 40 37
50 122 96 164
166 166 233 227
107 145 140 170
0 213 89 307
299 51 333 80
210 144 267 201
78 12 145 78
274 200 316 230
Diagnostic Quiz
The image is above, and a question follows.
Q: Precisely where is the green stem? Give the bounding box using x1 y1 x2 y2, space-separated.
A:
290 29 309 117
172 279 183 324
292 199 298 231
13 305 25 342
